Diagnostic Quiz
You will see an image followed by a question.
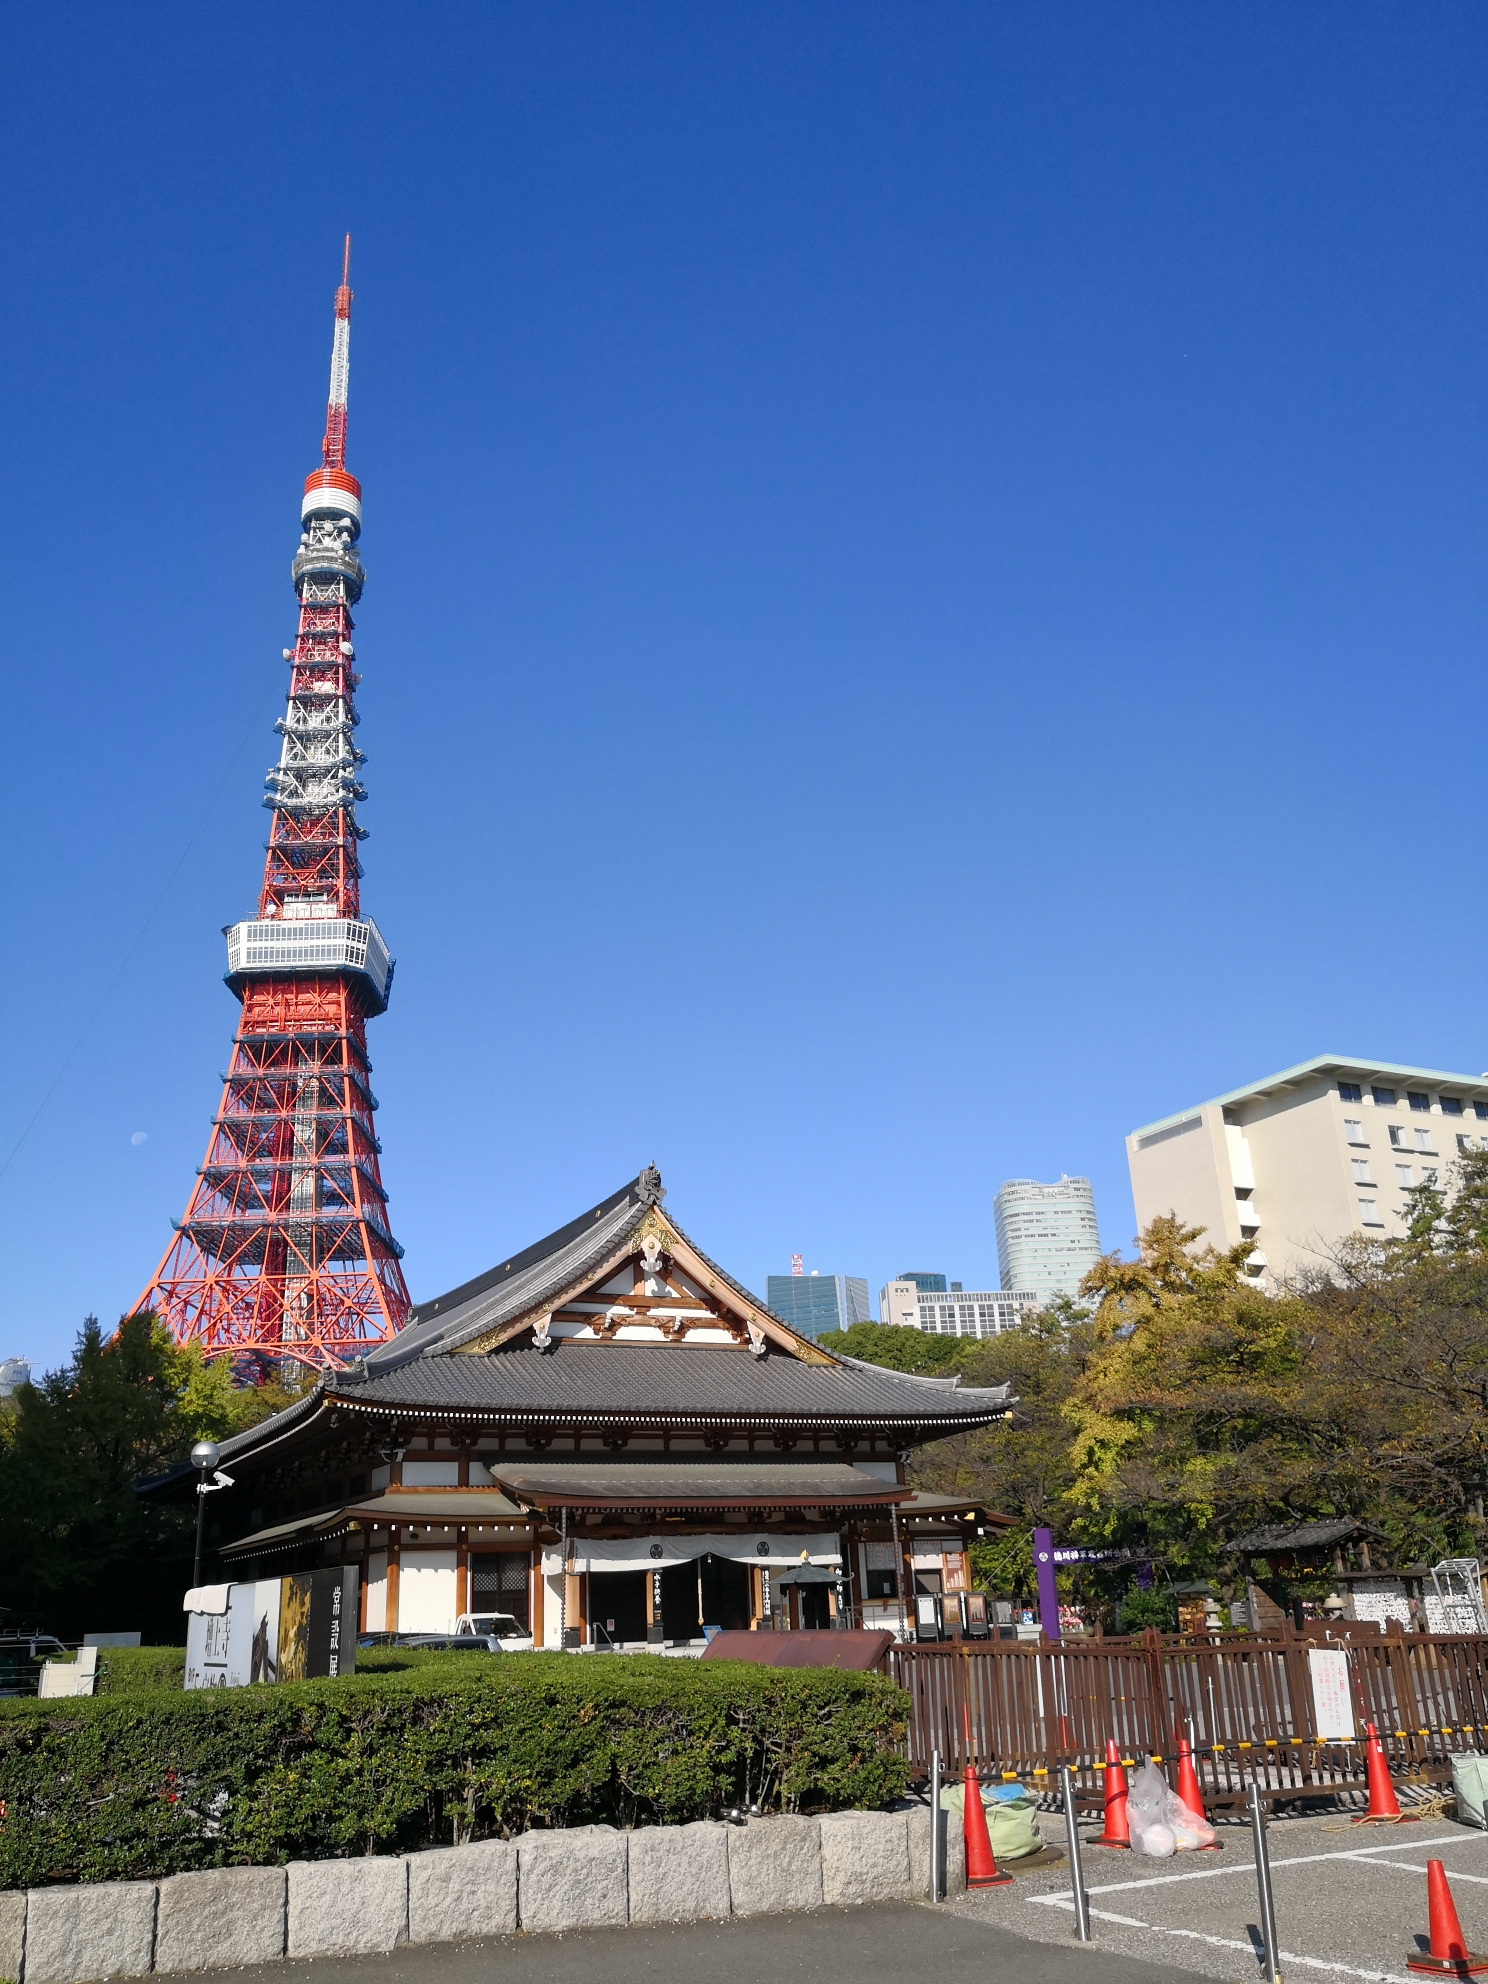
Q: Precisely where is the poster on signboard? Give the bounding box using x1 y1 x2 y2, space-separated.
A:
276 1568 358 1681
185 1571 353 1688
1308 1646 1356 1741
184 1580 282 1690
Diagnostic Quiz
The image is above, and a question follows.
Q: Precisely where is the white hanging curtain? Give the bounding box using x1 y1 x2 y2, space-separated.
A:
540 1531 842 1576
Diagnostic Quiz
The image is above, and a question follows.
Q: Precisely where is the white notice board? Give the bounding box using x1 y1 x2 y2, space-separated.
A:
1308 1647 1356 1741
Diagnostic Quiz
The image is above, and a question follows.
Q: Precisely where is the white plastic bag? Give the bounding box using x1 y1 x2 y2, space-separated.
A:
1127 1762 1175 1855
1170 1793 1217 1851
1126 1760 1218 1855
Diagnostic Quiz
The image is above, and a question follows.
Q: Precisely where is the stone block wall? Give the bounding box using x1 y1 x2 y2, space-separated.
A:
0 1803 957 1983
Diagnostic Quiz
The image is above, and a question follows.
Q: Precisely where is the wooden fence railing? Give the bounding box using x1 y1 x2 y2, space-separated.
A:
885 1626 1488 1807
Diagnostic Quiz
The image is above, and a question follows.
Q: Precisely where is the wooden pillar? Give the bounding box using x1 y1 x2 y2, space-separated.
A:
456 1528 468 1620
564 1570 583 1646
530 1551 545 1647
891 1496 908 1637
386 1532 401 1632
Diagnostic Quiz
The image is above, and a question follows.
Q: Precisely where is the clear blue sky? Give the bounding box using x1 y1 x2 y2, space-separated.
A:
2 5 1484 1371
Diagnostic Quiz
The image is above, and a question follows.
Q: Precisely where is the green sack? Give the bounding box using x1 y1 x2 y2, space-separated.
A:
939 1783 1044 1860
1452 1753 1488 1829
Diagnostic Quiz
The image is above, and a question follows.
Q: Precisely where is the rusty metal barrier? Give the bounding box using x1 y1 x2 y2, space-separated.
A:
886 1626 1488 1808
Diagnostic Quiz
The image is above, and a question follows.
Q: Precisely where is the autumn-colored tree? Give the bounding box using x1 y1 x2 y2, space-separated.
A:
1061 1215 1356 1571
831 1173 1488 1615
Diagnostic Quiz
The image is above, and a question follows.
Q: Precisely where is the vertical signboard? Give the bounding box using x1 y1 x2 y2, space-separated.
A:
278 1568 359 1681
1032 1527 1061 1642
185 1581 282 1690
184 1594 233 1691
1307 1647 1356 1741
185 1570 353 1689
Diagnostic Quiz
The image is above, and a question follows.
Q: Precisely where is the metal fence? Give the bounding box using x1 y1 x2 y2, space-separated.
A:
886 1626 1488 1807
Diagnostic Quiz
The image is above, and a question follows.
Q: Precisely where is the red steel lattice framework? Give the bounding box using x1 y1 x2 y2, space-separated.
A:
135 240 412 1365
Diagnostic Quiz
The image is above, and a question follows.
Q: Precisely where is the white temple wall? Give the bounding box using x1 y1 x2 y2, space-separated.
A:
397 1550 458 1632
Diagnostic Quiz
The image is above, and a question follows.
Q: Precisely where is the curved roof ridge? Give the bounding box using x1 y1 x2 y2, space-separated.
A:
366 1183 648 1369
834 1350 1001 1394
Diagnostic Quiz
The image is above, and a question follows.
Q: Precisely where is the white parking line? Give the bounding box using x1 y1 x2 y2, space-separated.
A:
1034 1891 1416 1982
1022 1832 1474 1901
1347 1857 1488 1885
1018 1833 1487 1981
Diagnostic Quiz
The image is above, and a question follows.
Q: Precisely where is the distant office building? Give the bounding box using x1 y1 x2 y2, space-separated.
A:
1128 1055 1488 1289
0 1357 31 1399
879 1278 1038 1339
993 1177 1103 1303
765 1271 871 1340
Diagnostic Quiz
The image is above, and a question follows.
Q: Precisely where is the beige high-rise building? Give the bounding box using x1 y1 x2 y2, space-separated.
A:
1127 1054 1488 1287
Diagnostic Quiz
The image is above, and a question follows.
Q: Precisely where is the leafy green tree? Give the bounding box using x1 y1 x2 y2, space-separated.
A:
1303 1150 1488 1558
1062 1215 1337 1571
908 1304 1093 1597
813 1321 963 1374
0 1315 305 1640
832 1176 1488 1618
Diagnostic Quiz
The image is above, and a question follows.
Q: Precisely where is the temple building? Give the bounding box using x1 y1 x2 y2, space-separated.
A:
193 1170 1015 1646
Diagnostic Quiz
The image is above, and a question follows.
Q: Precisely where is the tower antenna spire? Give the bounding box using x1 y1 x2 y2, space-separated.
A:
322 235 353 471
135 249 410 1368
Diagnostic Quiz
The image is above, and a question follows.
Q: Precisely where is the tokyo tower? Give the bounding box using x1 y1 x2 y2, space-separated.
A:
136 240 411 1366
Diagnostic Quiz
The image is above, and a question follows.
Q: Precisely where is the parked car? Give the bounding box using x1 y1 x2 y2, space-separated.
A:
453 1613 534 1652
355 1630 493 1652
355 1615 534 1654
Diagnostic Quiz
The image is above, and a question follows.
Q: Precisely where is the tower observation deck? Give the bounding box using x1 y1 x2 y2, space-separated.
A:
135 241 412 1366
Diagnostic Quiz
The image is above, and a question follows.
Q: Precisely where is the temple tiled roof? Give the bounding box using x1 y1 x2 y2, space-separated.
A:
366 1180 651 1368
203 1172 1014 1471
331 1339 1009 1429
1229 1518 1377 1554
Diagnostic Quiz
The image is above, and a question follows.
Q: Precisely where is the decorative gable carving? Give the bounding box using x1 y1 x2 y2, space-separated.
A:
452 1207 833 1364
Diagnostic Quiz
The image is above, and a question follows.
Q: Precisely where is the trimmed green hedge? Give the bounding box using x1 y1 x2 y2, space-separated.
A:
0 1654 910 1887
95 1647 186 1695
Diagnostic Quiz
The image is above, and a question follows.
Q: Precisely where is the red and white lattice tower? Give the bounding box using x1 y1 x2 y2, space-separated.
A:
135 240 411 1366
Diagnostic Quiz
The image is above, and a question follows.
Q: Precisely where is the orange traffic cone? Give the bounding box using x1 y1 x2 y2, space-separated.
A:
1406 1859 1488 1975
963 1761 1013 1887
1093 1737 1131 1847
1174 1735 1221 1850
1354 1720 1421 1825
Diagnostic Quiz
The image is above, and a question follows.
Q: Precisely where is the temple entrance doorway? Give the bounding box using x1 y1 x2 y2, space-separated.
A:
587 1571 648 1645
659 1560 701 1639
699 1553 751 1631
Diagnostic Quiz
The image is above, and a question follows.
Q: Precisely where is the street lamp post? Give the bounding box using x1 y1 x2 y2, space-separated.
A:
191 1440 221 1589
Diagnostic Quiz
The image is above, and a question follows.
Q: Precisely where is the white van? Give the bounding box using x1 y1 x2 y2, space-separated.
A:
453 1612 534 1652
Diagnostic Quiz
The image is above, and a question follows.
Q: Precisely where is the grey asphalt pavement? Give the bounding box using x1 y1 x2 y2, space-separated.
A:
954 1804 1488 1982
155 1900 1201 1984
152 1808 1488 1984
